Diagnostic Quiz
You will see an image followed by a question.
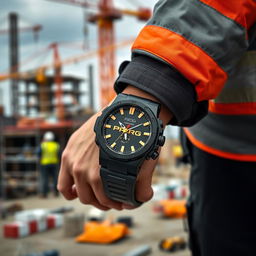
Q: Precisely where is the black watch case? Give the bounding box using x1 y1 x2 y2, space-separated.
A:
94 99 163 162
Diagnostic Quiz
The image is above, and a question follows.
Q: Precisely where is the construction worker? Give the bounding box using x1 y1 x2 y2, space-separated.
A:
58 1 256 255
39 131 60 198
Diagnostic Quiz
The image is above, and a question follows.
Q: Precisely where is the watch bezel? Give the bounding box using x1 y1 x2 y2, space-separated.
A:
95 99 160 161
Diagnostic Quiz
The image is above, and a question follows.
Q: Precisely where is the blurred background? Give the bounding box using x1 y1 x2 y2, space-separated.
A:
0 1 190 255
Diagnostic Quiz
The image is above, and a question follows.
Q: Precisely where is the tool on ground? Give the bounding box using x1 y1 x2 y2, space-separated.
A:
117 216 134 228
122 245 152 256
159 236 186 252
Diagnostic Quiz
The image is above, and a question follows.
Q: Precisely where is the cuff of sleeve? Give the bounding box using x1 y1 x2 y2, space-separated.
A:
114 55 208 126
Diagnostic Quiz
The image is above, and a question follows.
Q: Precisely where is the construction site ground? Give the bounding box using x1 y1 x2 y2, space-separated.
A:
0 141 190 256
0 192 190 256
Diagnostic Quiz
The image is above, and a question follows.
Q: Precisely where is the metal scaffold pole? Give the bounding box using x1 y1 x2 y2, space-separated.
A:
9 13 19 117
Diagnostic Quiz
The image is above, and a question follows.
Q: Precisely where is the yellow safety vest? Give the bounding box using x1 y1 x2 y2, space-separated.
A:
40 141 60 165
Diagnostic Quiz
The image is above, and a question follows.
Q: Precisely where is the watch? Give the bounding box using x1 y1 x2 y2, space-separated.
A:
94 93 165 207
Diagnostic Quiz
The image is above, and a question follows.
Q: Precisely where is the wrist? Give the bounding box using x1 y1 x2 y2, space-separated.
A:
122 85 173 126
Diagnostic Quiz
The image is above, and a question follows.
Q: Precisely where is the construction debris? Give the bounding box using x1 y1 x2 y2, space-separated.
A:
122 245 152 256
159 236 187 252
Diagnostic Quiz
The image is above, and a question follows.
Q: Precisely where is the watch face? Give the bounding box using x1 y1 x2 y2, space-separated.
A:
102 105 153 155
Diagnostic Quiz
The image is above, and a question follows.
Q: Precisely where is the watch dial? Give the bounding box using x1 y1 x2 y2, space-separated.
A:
103 105 152 155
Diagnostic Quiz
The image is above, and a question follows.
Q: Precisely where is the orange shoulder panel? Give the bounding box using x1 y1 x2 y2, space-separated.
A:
132 25 227 101
199 0 256 29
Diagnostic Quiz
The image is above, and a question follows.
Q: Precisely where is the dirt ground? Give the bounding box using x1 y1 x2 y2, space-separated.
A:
0 195 190 256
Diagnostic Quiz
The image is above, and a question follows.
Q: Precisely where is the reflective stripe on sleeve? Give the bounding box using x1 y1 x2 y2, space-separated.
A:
209 102 256 115
132 25 227 101
199 0 256 30
185 113 256 161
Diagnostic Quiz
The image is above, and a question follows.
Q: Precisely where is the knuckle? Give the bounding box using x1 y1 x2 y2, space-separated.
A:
57 185 75 200
61 151 68 162
89 170 100 184
57 184 64 193
73 166 84 176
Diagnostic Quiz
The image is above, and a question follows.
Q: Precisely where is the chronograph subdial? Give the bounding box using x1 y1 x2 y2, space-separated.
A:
103 106 152 155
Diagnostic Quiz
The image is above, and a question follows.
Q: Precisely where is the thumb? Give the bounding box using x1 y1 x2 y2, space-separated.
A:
135 159 157 202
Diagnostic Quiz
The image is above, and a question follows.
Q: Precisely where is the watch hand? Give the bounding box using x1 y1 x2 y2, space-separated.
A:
113 131 125 144
119 121 125 128
130 123 143 130
119 121 128 140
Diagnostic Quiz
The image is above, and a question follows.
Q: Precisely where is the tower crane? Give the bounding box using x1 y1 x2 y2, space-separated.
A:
46 0 151 106
0 38 134 120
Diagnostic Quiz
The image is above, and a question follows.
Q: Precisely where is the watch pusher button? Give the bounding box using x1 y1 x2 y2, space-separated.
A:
158 136 166 146
151 151 159 160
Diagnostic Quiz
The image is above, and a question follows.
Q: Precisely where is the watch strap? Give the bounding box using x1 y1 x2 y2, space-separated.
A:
100 167 142 207
114 93 160 117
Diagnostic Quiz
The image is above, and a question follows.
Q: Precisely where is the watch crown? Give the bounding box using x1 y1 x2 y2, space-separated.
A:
158 136 166 147
151 151 159 160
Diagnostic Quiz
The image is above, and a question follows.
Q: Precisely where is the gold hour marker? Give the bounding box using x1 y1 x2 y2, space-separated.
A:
139 141 145 146
143 122 150 126
120 146 125 153
110 142 116 148
138 112 144 119
105 134 112 139
110 115 116 120
143 132 150 136
129 107 135 115
105 124 111 128
120 108 124 115
131 146 135 152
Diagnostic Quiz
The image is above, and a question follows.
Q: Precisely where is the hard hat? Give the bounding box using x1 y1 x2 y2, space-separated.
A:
43 131 54 141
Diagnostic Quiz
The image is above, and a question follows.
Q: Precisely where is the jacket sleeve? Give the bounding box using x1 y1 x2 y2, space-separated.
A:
114 0 256 126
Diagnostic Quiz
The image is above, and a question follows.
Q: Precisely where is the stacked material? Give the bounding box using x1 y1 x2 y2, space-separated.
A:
3 209 63 238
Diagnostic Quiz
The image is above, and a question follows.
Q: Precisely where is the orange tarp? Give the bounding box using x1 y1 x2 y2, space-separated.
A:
76 220 130 244
160 200 187 218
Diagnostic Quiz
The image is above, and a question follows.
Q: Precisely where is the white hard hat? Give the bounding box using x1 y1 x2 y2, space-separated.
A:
43 131 54 141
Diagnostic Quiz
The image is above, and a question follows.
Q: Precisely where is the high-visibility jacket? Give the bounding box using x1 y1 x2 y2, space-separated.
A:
115 0 256 161
40 141 60 165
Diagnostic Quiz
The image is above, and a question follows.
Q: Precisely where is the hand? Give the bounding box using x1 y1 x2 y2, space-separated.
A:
58 111 159 210
58 85 172 211
57 111 158 210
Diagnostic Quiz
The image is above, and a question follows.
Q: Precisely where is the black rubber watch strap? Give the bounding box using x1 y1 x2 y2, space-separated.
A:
113 93 160 116
100 167 142 207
